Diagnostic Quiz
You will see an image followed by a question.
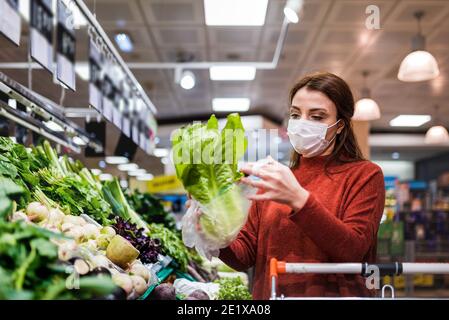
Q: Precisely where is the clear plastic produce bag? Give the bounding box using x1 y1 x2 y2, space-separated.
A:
182 183 256 260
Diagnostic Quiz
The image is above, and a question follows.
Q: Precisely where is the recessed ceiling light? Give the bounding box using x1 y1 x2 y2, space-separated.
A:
204 0 268 26
128 169 146 176
209 66 256 81
105 156 129 165
153 148 169 158
91 169 102 176
389 115 431 127
180 71 195 90
44 120 64 132
212 98 250 112
99 173 113 181
117 163 139 171
114 33 134 53
73 136 87 146
136 174 154 181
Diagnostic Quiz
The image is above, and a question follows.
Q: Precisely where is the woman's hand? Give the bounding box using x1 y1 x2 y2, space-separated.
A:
185 197 203 232
240 156 310 212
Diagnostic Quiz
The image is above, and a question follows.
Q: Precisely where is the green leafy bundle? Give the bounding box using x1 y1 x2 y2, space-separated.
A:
148 223 190 271
0 220 116 300
172 113 248 246
215 277 252 300
102 178 148 230
126 190 177 231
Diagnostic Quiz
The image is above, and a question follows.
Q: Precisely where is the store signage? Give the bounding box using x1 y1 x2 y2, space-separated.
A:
0 0 21 45
132 121 139 145
102 74 114 122
147 175 183 193
56 0 76 91
30 0 54 73
139 130 146 151
112 82 123 129
122 117 130 137
121 86 132 137
89 39 102 112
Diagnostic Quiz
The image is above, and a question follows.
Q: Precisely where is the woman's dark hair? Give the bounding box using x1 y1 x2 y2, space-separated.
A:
289 71 365 170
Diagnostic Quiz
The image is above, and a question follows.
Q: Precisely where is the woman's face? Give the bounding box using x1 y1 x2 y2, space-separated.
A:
289 87 344 143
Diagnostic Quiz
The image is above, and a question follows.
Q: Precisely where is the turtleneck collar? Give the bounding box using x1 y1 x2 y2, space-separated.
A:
295 154 334 173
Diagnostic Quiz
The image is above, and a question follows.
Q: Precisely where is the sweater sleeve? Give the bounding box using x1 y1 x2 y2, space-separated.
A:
218 201 260 271
290 166 385 262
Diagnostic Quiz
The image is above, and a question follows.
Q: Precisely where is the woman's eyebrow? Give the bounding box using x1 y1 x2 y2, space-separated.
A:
309 108 328 113
290 106 328 112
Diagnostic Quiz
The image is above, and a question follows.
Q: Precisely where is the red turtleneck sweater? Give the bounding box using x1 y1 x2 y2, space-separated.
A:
219 156 385 300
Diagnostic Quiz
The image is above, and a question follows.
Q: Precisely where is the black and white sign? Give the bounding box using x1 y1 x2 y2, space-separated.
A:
139 130 146 151
30 0 54 73
112 82 123 129
56 0 76 91
0 0 21 45
102 75 114 122
132 121 139 145
89 40 103 112
122 116 130 137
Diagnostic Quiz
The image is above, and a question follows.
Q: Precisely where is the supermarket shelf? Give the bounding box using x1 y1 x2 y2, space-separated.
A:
0 71 102 153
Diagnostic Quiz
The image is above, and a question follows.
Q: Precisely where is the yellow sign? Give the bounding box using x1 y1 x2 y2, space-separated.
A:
147 175 184 193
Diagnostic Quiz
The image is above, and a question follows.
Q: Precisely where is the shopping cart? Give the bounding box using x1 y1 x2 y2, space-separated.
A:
269 258 449 300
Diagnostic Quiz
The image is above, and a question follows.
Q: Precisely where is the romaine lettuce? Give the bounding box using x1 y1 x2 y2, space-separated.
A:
172 113 248 247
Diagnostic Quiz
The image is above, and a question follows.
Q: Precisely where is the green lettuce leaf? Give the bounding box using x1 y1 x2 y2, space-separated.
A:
172 113 248 245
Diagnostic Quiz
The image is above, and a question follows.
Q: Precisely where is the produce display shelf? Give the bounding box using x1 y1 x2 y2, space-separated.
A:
139 266 174 300
138 266 196 300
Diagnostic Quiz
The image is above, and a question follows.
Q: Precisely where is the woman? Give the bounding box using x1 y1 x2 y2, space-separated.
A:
219 72 385 299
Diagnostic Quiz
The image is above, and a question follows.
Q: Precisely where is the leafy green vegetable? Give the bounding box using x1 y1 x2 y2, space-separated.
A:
37 167 112 225
172 113 248 245
0 177 24 220
215 277 252 300
126 189 177 231
148 223 190 271
102 178 148 230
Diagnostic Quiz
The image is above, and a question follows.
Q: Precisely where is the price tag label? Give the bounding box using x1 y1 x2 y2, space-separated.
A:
89 40 103 112
123 117 130 137
0 0 21 45
30 0 54 73
56 0 76 91
139 132 146 151
132 124 139 145
113 107 122 129
102 75 114 121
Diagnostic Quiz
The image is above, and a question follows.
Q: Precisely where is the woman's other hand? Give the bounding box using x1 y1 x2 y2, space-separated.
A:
240 156 310 212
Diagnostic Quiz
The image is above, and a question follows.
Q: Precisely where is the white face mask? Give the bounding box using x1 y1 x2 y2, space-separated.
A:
287 118 340 158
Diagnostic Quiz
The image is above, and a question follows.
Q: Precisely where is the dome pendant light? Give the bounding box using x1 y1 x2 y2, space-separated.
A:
353 71 381 121
398 11 440 82
425 105 449 144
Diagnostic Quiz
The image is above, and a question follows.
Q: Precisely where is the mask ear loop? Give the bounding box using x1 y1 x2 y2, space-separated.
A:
326 119 342 142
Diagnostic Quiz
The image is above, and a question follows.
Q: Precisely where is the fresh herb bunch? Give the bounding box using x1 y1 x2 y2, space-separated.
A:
148 223 190 271
0 220 117 300
0 137 47 207
112 217 162 264
37 167 112 225
126 190 177 232
214 277 252 300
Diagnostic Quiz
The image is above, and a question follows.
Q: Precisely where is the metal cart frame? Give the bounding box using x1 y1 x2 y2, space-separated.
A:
269 258 449 300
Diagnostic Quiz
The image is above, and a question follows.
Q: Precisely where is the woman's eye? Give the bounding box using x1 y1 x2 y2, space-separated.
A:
290 114 300 119
311 116 323 121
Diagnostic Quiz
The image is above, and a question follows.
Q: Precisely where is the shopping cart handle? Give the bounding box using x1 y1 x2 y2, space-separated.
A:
270 258 286 278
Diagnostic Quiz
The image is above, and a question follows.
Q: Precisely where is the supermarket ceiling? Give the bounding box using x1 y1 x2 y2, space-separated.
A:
1 0 449 134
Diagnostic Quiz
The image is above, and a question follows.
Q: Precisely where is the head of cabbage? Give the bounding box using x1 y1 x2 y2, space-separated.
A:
172 113 249 248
